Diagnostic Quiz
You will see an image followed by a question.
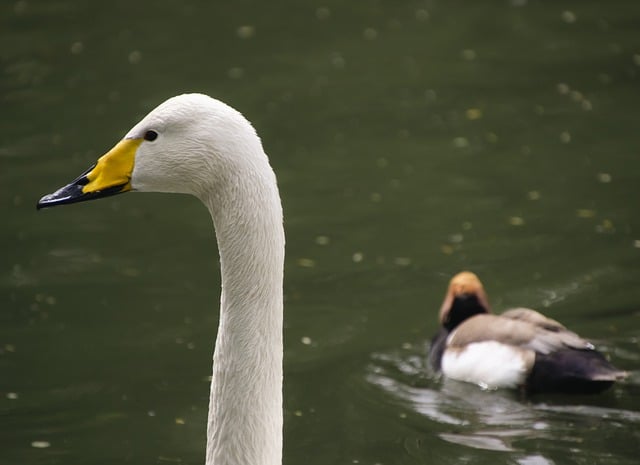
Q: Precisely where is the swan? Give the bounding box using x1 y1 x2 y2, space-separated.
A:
37 93 284 465
429 271 627 394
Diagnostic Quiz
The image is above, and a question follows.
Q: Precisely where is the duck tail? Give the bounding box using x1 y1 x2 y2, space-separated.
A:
527 348 627 394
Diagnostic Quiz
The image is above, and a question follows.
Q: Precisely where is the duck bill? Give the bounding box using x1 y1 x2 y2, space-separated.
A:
37 138 142 209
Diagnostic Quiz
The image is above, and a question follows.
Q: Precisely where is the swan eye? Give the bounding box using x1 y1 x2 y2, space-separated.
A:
144 130 158 141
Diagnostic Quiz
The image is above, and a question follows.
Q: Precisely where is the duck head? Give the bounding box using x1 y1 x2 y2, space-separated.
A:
439 271 490 331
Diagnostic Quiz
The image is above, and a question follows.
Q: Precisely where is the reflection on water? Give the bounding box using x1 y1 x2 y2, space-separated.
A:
367 338 639 465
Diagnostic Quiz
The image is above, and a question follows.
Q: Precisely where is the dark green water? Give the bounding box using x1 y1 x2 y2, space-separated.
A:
2 1 640 464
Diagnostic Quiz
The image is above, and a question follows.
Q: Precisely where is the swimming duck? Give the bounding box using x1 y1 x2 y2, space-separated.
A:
429 271 626 394
39 94 284 465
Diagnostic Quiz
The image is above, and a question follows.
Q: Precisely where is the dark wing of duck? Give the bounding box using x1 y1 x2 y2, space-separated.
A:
500 308 627 394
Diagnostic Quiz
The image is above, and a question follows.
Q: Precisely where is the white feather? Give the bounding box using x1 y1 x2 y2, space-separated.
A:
441 341 530 389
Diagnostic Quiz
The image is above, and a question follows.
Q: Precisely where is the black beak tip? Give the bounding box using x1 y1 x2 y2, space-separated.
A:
36 183 86 210
36 165 98 211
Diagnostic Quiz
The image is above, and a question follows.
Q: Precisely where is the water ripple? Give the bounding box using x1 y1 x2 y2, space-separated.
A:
366 343 639 463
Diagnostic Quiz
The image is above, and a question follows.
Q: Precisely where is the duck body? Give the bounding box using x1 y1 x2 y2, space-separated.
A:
430 272 626 394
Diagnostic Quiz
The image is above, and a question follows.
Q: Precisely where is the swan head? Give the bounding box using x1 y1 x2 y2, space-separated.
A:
37 93 266 208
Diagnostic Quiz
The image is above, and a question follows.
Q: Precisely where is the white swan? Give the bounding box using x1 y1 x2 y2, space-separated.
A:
38 94 285 465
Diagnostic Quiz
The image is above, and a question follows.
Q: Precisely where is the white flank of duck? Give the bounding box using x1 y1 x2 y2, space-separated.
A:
441 340 532 390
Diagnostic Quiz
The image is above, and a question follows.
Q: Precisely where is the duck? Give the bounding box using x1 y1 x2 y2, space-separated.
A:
429 271 627 394
38 94 285 465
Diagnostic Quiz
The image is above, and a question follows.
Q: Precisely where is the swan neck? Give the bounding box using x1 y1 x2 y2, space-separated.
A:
203 175 284 465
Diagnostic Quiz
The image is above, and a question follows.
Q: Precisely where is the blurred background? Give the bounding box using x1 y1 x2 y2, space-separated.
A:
2 1 639 464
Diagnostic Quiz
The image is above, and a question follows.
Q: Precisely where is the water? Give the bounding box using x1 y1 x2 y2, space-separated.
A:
2 1 640 464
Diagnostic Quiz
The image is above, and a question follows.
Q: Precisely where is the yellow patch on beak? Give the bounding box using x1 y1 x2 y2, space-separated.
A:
82 138 142 194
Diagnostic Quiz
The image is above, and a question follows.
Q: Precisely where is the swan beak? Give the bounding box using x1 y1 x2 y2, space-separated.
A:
37 138 142 209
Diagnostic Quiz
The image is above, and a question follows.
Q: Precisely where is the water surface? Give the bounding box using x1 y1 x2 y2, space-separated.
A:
2 1 639 464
